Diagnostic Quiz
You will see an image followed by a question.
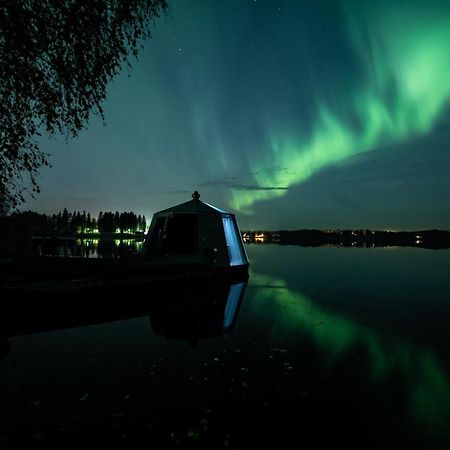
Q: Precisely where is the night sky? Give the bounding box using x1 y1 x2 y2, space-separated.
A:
25 0 450 230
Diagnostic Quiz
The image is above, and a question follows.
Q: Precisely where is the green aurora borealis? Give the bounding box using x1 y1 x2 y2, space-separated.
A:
230 0 450 212
29 0 450 228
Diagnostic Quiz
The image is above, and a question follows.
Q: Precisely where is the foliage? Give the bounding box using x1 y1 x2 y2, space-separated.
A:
0 0 167 210
0 208 147 234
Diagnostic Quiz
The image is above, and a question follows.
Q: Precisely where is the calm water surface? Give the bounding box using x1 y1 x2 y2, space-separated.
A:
1 244 450 448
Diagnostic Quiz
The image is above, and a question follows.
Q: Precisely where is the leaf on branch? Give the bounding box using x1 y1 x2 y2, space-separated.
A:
0 0 168 211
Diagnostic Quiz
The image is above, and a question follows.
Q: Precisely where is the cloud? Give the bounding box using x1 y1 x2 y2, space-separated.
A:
143 189 192 195
328 192 361 211
199 178 289 192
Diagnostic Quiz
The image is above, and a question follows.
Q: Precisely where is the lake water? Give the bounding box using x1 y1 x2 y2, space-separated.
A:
31 237 144 259
1 244 450 448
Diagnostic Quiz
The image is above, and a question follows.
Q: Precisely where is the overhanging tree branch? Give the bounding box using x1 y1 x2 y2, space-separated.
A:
0 0 168 211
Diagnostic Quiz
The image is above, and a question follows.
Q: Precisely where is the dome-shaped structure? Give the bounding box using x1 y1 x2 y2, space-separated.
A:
143 192 248 269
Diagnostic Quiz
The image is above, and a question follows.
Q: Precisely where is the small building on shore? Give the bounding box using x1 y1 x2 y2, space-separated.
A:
143 192 248 269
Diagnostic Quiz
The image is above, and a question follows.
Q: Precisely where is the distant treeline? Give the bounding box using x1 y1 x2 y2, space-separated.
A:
0 209 147 235
242 229 450 250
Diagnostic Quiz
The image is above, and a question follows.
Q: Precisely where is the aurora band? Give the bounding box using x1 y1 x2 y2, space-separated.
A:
230 0 450 212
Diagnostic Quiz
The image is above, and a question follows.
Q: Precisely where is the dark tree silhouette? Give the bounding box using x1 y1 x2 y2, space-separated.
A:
0 0 167 210
61 208 69 232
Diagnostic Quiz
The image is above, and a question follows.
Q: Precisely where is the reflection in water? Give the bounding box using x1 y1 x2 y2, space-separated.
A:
250 272 450 434
0 279 247 354
32 237 144 258
150 281 247 347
